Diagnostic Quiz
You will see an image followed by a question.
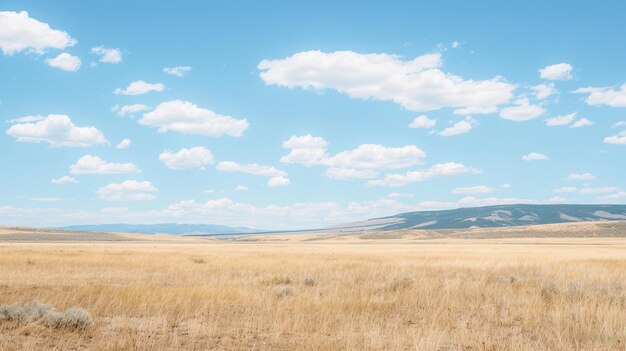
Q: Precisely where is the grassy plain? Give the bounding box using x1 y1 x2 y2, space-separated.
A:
0 224 625 350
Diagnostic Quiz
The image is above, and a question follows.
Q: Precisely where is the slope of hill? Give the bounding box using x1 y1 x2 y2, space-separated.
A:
57 223 261 235
333 204 626 231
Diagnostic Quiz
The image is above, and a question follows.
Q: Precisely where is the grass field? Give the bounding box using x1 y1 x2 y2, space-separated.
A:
0 225 625 350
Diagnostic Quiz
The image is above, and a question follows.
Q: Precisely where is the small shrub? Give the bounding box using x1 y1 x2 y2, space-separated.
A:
44 307 93 330
0 302 93 331
190 257 206 264
302 277 316 287
274 285 295 298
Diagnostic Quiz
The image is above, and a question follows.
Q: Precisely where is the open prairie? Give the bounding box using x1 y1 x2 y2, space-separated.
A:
1 224 625 350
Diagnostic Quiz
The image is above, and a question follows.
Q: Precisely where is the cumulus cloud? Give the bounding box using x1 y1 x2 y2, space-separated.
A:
575 84 626 107
163 66 192 77
0 11 76 55
69 155 140 174
50 176 78 184
114 80 164 95
268 176 290 187
90 46 122 63
45 52 81 72
522 152 548 161
97 180 157 201
604 130 626 145
578 186 620 195
280 134 329 166
216 161 286 177
258 50 515 115
567 172 595 181
409 115 437 129
140 100 248 137
116 138 131 149
553 187 578 193
324 167 378 180
539 63 573 81
532 83 555 100
159 147 214 170
113 104 151 117
499 98 544 121
327 144 426 170
570 118 593 128
367 162 481 187
545 112 576 126
280 135 428 180
6 114 108 147
235 185 249 191
438 117 476 136
451 185 493 194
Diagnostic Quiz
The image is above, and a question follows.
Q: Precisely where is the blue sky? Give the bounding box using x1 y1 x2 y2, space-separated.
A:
1 1 625 229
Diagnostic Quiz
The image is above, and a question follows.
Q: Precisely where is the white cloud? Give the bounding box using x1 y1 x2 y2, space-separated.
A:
163 66 192 77
7 116 46 123
324 167 378 180
268 176 290 187
570 118 593 128
532 83 555 100
457 196 537 207
280 134 329 166
438 117 476 136
603 130 626 145
545 112 576 126
116 138 131 149
567 172 595 181
114 80 164 95
578 186 620 195
45 52 81 72
612 121 626 128
70 155 140 175
113 104 151 117
280 135 430 181
50 176 78 184
258 50 515 115
158 147 214 170
553 186 578 193
387 192 413 198
599 191 626 201
0 11 76 55
451 185 493 194
90 46 122 63
235 185 249 191
499 98 544 121
575 84 626 107
368 162 481 187
140 100 248 137
451 41 460 49
327 144 426 170
539 63 573 81
280 135 426 177
97 180 156 201
522 152 548 161
216 161 286 177
409 115 437 129
500 183 512 188
6 114 108 147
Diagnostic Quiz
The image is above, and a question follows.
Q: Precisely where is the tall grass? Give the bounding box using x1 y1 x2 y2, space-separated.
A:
0 238 625 350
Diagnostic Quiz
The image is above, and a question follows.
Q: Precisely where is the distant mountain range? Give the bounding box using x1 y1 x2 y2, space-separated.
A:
58 223 261 236
57 204 626 235
332 204 626 231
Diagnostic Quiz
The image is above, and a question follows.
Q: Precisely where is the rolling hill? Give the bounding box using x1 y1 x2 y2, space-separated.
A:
332 204 626 231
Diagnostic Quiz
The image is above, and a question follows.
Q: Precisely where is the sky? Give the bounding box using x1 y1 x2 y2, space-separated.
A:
1 1 625 229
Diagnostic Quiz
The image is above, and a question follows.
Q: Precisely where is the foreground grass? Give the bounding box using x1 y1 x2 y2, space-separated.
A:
0 238 625 350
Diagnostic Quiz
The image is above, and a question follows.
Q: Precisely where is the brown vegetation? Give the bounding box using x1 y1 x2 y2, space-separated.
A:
0 226 625 350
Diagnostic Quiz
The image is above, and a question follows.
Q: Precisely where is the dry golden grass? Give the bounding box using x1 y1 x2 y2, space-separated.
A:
0 233 625 350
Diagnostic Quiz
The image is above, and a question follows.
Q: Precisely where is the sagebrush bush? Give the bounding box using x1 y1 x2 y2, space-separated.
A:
274 285 295 298
0 302 93 331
